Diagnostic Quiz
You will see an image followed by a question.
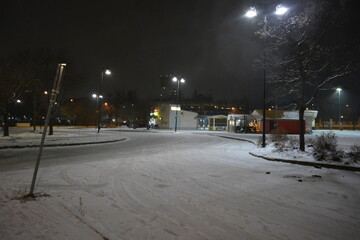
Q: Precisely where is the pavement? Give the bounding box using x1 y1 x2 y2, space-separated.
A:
1 127 359 172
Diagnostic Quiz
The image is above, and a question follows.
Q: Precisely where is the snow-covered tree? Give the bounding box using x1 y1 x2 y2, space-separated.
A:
256 0 355 151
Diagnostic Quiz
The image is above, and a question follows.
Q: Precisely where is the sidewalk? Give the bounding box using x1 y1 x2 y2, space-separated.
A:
0 127 126 149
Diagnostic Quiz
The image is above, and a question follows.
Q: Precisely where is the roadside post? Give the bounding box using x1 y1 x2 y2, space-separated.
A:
29 63 66 196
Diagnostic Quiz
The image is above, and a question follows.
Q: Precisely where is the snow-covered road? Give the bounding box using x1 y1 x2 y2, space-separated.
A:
1 131 359 239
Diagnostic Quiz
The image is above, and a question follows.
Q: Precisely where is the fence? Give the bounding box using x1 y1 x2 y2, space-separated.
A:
316 120 359 130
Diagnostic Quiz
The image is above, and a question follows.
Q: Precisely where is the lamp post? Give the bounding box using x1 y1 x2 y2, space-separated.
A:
92 93 103 129
97 68 111 133
15 99 21 125
172 76 185 132
245 4 288 147
336 88 342 130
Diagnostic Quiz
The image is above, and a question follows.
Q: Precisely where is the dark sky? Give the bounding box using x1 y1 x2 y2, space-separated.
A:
1 0 358 107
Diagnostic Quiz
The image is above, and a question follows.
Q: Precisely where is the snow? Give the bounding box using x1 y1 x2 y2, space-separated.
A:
0 128 359 239
0 127 125 148
248 130 360 168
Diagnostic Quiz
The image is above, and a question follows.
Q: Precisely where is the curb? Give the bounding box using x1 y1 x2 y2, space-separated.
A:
249 152 360 172
209 134 256 145
0 138 127 149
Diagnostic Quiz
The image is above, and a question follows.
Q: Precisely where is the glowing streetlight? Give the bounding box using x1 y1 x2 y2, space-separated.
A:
336 88 342 130
245 7 257 18
275 5 288 15
245 4 289 148
14 100 22 124
172 76 186 132
97 68 111 133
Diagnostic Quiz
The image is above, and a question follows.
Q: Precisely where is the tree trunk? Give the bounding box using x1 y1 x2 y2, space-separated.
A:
299 107 305 151
2 112 9 136
32 112 37 131
299 74 306 151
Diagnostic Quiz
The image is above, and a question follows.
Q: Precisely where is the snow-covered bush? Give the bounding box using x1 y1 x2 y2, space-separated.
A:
269 128 289 151
312 132 343 162
346 144 360 163
288 136 299 149
256 136 263 147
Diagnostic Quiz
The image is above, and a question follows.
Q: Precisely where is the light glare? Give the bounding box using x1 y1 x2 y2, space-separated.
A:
275 5 288 15
245 7 257 18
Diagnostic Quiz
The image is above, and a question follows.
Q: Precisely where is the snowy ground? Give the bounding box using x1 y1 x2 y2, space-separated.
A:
0 127 126 148
247 130 360 168
0 128 359 240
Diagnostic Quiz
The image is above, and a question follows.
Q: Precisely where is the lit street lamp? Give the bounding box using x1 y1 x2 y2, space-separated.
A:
172 76 185 132
336 88 342 130
97 68 111 133
92 93 103 128
15 99 21 124
245 4 288 147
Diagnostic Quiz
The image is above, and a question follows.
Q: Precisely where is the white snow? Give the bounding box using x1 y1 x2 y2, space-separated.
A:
249 130 360 167
0 128 359 239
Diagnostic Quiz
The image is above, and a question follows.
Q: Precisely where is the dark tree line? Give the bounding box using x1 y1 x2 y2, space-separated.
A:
0 49 63 136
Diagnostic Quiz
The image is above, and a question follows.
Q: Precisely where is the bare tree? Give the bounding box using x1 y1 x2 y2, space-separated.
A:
0 53 30 136
256 0 355 151
0 50 63 136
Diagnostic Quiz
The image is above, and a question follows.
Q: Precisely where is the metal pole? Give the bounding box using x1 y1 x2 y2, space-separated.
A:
29 63 66 196
174 80 180 132
339 90 342 130
262 15 267 148
15 102 18 125
97 70 104 133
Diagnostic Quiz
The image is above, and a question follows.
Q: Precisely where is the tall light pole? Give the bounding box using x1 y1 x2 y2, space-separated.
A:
172 76 185 132
97 68 111 133
15 99 21 125
245 4 288 147
336 88 342 130
92 93 103 129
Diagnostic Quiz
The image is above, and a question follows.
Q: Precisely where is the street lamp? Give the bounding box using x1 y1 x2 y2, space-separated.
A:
245 4 288 147
336 88 342 130
92 93 103 128
97 68 111 133
172 76 185 132
15 99 21 124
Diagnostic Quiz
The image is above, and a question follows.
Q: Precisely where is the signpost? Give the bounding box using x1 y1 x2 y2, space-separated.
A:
29 63 66 196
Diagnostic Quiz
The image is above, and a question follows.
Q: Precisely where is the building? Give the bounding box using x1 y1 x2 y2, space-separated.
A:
251 109 318 134
227 114 258 133
150 104 197 130
196 115 228 131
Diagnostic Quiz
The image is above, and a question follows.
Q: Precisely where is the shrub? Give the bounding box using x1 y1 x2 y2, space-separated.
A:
312 132 343 162
269 128 289 151
256 136 264 147
346 145 360 163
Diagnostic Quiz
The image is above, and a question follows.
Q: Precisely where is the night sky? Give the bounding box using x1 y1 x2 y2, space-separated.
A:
1 0 358 107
